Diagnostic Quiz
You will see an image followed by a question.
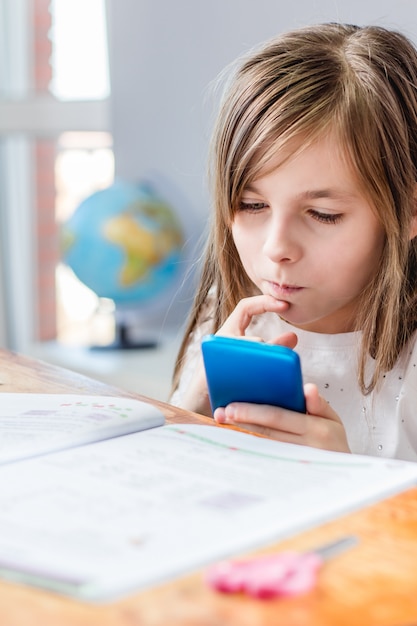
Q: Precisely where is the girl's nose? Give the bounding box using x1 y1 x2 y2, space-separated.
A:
262 218 302 263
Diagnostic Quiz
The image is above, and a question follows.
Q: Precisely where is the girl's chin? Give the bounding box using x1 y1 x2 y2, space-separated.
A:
277 311 322 333
276 311 305 328
270 300 332 332
280 315 355 334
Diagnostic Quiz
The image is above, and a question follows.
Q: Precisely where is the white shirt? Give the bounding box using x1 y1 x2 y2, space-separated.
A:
171 309 417 462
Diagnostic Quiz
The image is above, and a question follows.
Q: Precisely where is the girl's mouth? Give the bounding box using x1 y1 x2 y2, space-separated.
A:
269 282 303 297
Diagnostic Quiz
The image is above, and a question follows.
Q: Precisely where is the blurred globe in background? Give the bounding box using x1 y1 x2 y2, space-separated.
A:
61 180 186 347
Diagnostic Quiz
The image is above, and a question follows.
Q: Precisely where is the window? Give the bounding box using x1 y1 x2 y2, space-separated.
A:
50 0 110 101
0 0 112 351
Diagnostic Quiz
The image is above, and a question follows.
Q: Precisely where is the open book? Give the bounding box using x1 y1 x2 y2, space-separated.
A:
0 393 165 465
1 392 417 603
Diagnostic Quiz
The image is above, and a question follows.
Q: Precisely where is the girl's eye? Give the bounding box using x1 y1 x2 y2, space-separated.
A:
239 201 268 212
308 209 343 224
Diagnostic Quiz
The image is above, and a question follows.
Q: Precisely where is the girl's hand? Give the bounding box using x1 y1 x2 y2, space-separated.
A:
216 295 291 341
179 295 292 416
214 383 351 453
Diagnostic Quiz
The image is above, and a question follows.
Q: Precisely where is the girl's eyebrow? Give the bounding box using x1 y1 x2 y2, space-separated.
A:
244 184 357 202
296 189 358 202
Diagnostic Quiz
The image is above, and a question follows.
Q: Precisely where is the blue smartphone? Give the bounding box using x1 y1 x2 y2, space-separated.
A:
201 334 306 413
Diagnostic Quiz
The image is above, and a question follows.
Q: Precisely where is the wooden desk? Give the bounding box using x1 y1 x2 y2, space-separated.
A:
0 348 417 626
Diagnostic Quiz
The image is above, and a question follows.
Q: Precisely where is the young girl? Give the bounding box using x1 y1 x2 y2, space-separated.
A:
170 23 417 461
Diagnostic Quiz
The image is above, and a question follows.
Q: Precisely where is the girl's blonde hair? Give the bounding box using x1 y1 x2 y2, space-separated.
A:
172 23 417 395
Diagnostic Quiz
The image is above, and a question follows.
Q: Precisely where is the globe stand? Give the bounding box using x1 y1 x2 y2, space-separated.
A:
90 320 158 351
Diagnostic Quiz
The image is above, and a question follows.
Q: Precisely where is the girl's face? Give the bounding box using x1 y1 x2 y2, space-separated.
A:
231 134 385 333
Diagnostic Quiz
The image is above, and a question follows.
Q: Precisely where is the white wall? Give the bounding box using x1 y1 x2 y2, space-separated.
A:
106 0 417 226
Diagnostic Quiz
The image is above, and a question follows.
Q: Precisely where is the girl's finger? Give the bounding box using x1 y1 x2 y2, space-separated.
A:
304 383 343 424
267 332 298 349
218 295 289 336
215 402 305 435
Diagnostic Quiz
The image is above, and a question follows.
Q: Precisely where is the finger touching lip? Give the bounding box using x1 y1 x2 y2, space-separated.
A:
219 295 290 336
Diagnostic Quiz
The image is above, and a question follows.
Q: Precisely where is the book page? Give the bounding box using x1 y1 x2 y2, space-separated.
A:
0 423 416 601
0 393 164 464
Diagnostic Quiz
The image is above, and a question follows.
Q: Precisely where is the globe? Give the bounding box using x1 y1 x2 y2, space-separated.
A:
60 180 185 346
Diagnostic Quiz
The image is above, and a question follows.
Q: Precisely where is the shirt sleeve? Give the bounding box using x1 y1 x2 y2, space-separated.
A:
168 297 215 408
